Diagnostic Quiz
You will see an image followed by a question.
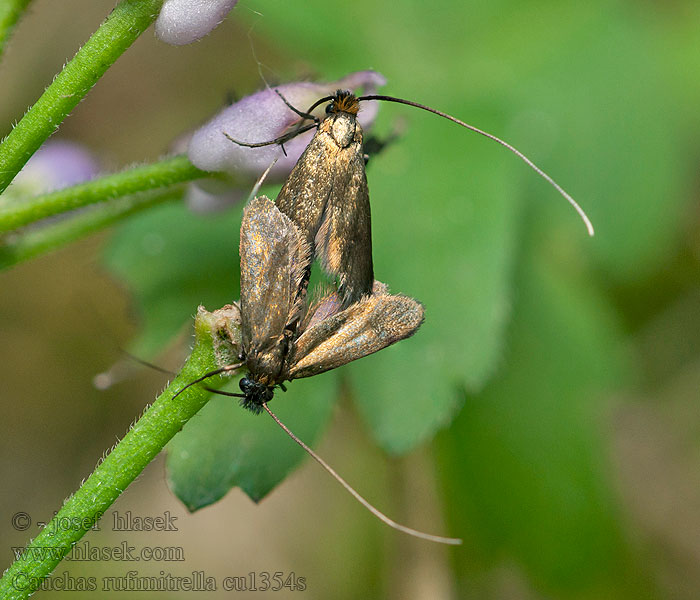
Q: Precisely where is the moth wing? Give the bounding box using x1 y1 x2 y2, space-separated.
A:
275 131 332 247
315 148 374 308
277 117 374 308
286 288 424 380
240 196 311 353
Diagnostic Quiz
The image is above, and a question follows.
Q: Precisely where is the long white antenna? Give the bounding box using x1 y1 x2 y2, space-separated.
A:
263 403 462 545
358 94 595 236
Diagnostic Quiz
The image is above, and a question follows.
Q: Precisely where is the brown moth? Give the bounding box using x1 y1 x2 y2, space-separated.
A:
274 92 373 309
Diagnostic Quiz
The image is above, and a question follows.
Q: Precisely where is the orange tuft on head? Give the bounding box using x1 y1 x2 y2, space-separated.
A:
329 90 360 116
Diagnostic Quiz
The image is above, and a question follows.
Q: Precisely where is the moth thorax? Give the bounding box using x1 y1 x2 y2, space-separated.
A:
330 112 359 149
245 367 276 387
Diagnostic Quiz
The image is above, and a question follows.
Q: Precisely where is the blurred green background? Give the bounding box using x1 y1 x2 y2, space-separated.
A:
1 0 700 597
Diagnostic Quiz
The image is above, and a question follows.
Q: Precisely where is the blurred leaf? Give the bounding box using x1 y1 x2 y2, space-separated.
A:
167 374 336 507
102 200 242 357
351 134 520 454
248 0 697 455
434 242 653 597
469 1 690 281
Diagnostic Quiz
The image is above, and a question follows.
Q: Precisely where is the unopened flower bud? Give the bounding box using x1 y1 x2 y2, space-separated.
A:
156 0 239 46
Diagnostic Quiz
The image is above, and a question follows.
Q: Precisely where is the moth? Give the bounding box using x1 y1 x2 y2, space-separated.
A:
187 194 424 415
227 88 594 308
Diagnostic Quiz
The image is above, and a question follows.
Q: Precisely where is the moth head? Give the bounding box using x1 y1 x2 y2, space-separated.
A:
323 91 361 148
327 90 360 116
238 376 275 414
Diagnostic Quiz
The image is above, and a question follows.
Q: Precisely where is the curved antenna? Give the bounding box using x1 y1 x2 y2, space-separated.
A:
273 89 319 122
358 94 594 236
223 122 318 149
301 93 335 116
263 403 462 545
171 362 244 401
222 92 338 149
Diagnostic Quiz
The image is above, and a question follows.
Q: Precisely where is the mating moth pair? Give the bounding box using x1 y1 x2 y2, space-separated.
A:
182 85 592 543
215 86 592 410
206 91 424 414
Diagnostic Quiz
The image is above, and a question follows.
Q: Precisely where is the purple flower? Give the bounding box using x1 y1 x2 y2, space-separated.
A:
7 140 99 200
187 71 386 179
156 0 239 46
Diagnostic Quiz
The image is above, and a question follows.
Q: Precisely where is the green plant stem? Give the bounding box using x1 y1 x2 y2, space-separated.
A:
0 0 164 195
0 0 33 59
0 155 207 234
0 188 181 270
0 312 226 599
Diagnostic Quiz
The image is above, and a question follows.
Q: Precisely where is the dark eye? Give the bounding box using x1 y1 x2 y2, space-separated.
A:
239 377 253 393
325 103 333 114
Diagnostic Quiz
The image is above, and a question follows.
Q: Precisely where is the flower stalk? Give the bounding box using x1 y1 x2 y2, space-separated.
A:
0 0 33 59
0 155 207 234
0 188 180 270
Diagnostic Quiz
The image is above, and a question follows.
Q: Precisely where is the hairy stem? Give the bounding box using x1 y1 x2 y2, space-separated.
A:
0 188 181 270
0 311 227 599
0 0 33 59
0 155 207 234
0 0 164 195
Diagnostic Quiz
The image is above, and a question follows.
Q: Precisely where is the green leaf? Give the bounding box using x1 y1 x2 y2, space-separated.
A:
103 200 242 357
351 125 520 454
434 246 649 596
166 374 336 507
